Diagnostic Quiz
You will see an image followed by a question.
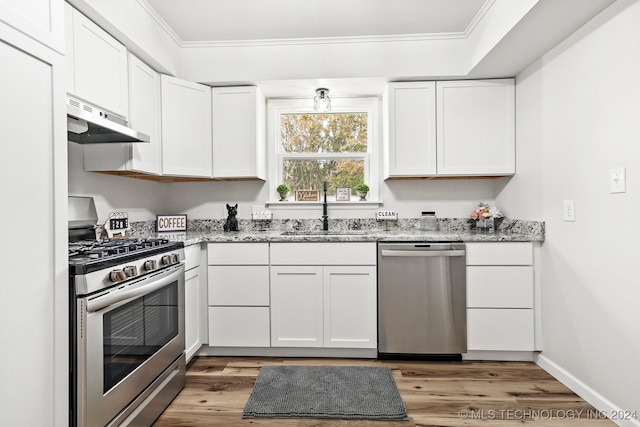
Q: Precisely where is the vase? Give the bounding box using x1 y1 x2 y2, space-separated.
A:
278 192 288 201
475 218 494 232
358 191 368 201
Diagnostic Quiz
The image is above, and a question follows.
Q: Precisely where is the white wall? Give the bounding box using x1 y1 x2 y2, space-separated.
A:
498 0 640 420
68 142 164 222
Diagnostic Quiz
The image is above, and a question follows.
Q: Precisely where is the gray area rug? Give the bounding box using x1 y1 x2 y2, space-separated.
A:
242 365 409 420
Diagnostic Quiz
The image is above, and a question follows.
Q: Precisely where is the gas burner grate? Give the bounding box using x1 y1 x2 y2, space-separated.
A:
69 237 174 261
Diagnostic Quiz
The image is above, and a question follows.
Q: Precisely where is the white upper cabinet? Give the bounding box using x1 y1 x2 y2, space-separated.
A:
126 53 162 174
83 53 162 175
436 79 515 176
384 82 437 178
212 86 266 180
65 4 129 117
384 79 515 178
161 75 213 177
0 0 64 52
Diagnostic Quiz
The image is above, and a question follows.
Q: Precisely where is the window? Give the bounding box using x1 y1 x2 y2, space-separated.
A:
268 98 379 203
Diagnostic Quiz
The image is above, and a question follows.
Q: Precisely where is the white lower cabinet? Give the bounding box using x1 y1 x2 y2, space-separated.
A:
466 242 535 352
323 266 377 348
270 243 377 349
207 243 270 347
270 266 324 347
184 245 203 362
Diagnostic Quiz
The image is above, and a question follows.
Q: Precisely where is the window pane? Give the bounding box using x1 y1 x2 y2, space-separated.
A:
281 113 368 153
283 159 364 194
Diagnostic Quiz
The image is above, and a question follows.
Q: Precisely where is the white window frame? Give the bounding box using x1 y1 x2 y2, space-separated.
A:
267 97 380 207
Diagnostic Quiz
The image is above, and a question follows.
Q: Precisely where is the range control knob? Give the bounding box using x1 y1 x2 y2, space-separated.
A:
143 260 157 271
161 255 172 266
109 269 127 282
171 253 180 264
123 266 138 277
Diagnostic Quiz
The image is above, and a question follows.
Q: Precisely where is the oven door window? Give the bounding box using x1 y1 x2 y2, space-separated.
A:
102 281 179 393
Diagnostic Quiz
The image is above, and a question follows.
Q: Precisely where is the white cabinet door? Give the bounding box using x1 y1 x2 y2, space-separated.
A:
436 79 515 176
127 54 162 174
323 266 377 349
271 266 324 347
0 0 64 52
467 266 533 308
67 6 129 117
207 266 270 306
161 75 213 177
1 31 67 427
83 53 162 174
208 307 270 347
384 82 437 178
184 267 201 362
212 86 266 179
184 245 203 362
467 309 534 351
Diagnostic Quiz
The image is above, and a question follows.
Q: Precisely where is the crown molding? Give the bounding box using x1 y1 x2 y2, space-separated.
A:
135 0 182 46
137 0 497 49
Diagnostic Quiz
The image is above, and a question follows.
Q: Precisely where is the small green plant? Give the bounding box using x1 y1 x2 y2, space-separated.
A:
353 183 369 193
354 183 369 201
276 184 291 194
276 184 291 201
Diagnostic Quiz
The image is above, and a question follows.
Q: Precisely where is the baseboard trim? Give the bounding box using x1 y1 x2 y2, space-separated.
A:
535 354 640 427
463 350 535 361
197 346 378 359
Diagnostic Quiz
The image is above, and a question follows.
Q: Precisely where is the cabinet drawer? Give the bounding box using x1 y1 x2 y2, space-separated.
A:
466 242 532 265
208 266 269 306
208 307 270 347
467 309 534 351
270 242 376 265
467 266 533 308
184 244 201 271
207 242 269 265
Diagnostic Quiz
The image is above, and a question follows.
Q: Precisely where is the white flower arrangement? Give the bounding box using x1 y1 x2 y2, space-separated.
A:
468 202 504 225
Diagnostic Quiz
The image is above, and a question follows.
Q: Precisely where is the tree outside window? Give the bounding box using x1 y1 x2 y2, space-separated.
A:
280 112 368 196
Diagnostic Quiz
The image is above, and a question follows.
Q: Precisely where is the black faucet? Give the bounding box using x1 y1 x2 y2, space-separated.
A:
322 181 329 231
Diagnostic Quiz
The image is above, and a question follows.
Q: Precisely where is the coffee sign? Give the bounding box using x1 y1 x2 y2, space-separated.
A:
156 214 187 232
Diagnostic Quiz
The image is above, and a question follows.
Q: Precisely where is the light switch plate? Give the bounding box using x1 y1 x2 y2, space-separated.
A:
563 200 575 222
610 167 626 193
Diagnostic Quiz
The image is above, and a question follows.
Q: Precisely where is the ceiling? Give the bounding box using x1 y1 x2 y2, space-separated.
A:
141 0 617 97
145 0 488 42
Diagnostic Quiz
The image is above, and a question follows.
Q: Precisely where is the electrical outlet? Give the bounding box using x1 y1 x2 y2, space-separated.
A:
563 200 575 222
610 167 626 193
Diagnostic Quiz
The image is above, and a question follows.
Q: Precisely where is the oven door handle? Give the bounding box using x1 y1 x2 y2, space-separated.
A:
86 264 184 313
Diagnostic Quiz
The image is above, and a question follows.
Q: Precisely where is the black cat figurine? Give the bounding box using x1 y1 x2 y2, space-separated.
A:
223 203 239 232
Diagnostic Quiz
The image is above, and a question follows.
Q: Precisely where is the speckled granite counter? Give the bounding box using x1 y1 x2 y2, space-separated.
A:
128 218 544 246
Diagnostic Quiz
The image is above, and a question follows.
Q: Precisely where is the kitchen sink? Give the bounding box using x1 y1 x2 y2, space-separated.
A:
280 230 369 236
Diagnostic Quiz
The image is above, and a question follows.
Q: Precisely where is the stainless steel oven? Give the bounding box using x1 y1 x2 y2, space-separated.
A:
69 196 186 427
75 264 185 427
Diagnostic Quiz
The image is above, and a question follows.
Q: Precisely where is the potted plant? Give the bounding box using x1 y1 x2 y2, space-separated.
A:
276 184 291 201
353 183 370 201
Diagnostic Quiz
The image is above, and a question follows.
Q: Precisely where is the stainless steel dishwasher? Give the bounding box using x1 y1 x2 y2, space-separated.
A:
377 242 466 357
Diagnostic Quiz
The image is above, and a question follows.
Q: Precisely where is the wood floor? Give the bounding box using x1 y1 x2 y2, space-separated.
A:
153 356 614 427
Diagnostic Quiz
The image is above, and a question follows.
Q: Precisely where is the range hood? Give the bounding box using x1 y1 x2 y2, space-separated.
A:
67 96 150 144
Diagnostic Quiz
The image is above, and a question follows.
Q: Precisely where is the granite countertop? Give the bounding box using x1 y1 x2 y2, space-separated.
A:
128 218 544 246
174 228 543 246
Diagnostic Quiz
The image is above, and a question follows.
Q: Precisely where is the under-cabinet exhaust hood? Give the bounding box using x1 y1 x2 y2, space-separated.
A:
67 96 150 144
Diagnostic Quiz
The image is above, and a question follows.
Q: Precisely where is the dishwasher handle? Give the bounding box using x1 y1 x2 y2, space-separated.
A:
381 249 466 257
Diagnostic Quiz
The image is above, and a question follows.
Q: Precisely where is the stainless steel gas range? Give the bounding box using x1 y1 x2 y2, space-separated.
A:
68 197 186 427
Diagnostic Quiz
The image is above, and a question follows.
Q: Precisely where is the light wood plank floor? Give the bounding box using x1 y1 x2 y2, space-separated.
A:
153 357 614 427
